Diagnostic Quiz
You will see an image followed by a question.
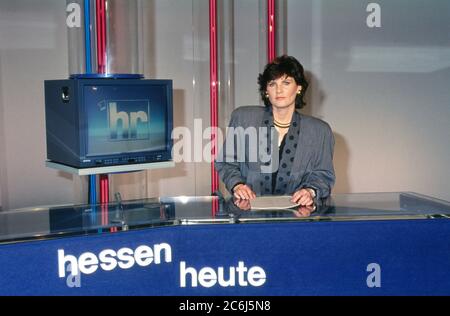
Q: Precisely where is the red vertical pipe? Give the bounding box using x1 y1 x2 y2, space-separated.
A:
100 174 108 224
209 0 219 196
100 174 113 231
96 0 111 229
100 175 117 232
268 0 276 62
96 0 107 74
95 0 109 218
212 197 219 218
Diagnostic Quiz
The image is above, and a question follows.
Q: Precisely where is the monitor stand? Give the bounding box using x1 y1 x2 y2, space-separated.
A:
45 160 175 176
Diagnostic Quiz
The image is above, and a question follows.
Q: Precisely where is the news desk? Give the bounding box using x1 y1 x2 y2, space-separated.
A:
1 192 450 295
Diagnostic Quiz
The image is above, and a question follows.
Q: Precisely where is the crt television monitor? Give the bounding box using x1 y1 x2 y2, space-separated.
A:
44 78 173 168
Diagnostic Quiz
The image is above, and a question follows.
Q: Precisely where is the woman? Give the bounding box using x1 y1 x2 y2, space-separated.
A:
215 55 335 206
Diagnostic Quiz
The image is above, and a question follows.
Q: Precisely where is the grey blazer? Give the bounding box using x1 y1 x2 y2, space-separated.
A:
215 106 335 200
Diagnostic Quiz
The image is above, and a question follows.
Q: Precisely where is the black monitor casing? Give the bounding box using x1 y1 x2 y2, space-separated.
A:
44 78 173 169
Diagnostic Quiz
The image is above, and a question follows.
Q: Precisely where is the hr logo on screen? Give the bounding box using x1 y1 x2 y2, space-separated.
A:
108 100 150 140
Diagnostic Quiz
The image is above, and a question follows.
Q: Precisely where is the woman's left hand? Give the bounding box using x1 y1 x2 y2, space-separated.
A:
291 188 315 206
292 204 316 218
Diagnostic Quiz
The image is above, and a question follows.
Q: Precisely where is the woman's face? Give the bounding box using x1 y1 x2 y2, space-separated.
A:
266 75 301 110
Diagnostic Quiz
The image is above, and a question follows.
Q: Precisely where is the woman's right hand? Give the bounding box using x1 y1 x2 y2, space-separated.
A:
234 198 251 211
232 184 256 200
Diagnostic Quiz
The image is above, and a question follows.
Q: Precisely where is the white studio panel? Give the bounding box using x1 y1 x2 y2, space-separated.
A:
286 0 450 201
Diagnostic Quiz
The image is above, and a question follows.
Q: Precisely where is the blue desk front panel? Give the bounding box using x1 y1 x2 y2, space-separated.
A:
1 219 449 295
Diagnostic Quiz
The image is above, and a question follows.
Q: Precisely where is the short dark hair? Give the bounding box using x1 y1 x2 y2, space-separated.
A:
258 55 309 109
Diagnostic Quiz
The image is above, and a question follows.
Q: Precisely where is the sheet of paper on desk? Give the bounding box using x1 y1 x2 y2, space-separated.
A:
250 196 300 210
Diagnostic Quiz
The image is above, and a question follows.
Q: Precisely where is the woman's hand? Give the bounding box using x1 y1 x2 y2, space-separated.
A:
292 204 316 218
233 184 256 200
234 198 251 211
291 188 315 206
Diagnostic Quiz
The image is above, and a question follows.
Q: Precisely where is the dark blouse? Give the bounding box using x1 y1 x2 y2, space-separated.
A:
272 134 287 194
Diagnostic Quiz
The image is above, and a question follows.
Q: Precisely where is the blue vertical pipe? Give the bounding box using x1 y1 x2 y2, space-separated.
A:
85 0 97 208
84 0 92 74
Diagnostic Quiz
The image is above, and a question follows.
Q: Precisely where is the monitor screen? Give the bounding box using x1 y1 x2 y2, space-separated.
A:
84 84 168 157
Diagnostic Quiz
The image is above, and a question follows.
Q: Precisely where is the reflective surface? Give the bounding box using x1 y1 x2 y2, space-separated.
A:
1 192 450 244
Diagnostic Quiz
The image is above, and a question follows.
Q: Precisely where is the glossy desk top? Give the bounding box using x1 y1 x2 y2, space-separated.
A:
1 192 449 244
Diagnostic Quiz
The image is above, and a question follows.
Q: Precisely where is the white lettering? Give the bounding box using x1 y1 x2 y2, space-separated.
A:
66 263 81 288
108 102 149 140
172 127 192 163
198 267 217 288
180 261 267 288
203 127 223 163
66 3 81 28
134 245 154 266
236 261 248 286
154 243 172 264
98 249 117 271
179 300 214 313
366 263 382 288
78 252 99 275
57 243 173 278
180 261 198 288
247 266 267 287
194 119 203 163
366 3 381 28
217 266 235 287
58 249 78 277
117 247 135 269
130 111 149 138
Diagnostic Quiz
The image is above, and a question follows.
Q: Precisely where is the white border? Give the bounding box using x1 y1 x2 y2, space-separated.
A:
45 160 175 176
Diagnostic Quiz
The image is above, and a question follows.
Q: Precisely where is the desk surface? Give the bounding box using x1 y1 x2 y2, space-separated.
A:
1 192 450 244
1 192 450 295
